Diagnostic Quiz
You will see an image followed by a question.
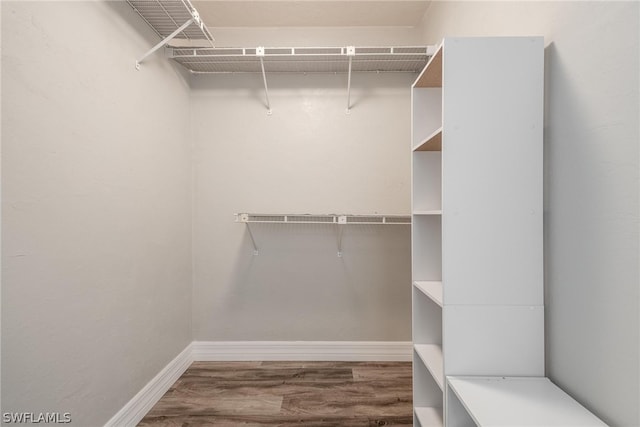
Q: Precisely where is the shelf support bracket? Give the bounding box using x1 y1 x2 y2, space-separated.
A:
257 47 272 115
336 215 347 257
245 224 259 256
346 46 355 114
136 18 195 70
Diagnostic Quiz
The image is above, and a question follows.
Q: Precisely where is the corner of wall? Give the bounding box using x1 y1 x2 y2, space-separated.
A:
418 1 436 44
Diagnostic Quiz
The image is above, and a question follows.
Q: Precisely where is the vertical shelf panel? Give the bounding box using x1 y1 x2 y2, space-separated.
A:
443 305 544 376
441 37 544 306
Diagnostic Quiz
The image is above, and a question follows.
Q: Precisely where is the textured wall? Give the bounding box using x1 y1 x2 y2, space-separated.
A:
1 2 192 425
190 70 414 342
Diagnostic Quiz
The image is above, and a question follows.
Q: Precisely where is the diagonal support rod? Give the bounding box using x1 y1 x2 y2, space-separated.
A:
337 225 344 257
136 18 194 70
346 56 353 113
258 55 272 115
346 46 355 114
245 224 259 255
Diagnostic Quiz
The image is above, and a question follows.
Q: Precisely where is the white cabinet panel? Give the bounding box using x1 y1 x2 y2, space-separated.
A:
443 305 544 376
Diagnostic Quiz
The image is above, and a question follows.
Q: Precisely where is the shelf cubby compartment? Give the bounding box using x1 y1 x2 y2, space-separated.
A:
411 215 441 280
446 377 608 427
412 285 442 345
412 151 442 217
413 281 443 307
414 406 443 427
413 348 444 427
411 61 443 149
413 42 442 88
411 90 442 151
415 344 444 390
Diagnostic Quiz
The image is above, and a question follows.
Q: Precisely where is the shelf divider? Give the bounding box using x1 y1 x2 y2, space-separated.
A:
413 210 442 216
413 127 442 152
414 281 443 307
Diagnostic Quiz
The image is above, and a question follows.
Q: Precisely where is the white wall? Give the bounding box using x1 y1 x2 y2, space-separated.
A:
1 2 192 425
210 26 427 47
190 57 416 340
420 2 639 426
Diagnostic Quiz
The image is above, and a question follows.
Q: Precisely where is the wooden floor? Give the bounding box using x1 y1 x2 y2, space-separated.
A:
138 361 413 426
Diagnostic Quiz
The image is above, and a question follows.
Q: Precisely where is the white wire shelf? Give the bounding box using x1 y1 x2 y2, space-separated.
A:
127 0 214 69
127 0 214 43
236 213 411 256
235 213 412 225
169 46 431 74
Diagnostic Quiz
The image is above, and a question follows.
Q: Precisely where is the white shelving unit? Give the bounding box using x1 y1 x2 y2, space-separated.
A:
411 37 545 426
446 377 608 427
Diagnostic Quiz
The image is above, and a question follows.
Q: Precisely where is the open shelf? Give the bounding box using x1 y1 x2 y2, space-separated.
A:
413 281 443 307
413 43 442 88
415 406 443 427
169 46 432 74
447 377 608 427
235 213 411 225
414 127 442 152
414 344 444 390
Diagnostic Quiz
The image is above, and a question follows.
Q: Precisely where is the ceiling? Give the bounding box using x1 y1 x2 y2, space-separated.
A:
191 1 431 28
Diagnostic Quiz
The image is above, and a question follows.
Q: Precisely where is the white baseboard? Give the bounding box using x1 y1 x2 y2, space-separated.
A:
104 343 193 427
192 341 413 362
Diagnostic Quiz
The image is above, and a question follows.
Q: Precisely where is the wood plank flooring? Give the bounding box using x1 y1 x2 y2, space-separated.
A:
138 361 413 426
